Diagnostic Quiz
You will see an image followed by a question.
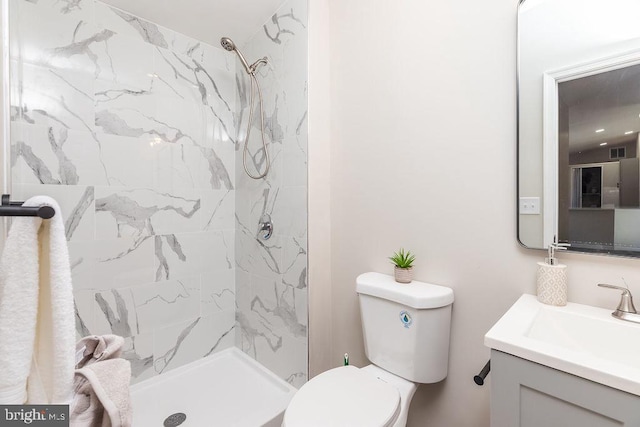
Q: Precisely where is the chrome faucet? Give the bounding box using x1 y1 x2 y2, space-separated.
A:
597 283 640 324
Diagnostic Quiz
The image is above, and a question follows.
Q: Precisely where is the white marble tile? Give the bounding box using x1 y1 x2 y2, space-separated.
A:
201 190 234 231
152 47 204 105
124 334 155 384
11 62 95 133
154 231 233 282
94 80 161 140
147 189 203 236
236 226 282 278
283 130 308 188
203 101 238 153
282 235 307 292
132 276 201 334
92 287 138 337
94 187 202 239
151 143 200 190
198 310 236 356
235 269 251 318
163 30 205 60
236 309 284 362
234 183 280 237
73 289 95 339
11 0 99 73
96 133 154 187
94 2 172 49
11 122 110 186
93 33 155 89
13 183 95 242
272 186 307 240
24 0 94 17
10 0 308 384
154 95 206 145
234 0 308 386
152 141 234 191
254 332 307 388
201 142 236 190
250 273 306 339
68 236 155 290
152 310 235 374
235 140 284 194
201 269 235 316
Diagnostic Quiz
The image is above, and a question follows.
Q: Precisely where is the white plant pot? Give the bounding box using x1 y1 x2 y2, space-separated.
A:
394 266 413 284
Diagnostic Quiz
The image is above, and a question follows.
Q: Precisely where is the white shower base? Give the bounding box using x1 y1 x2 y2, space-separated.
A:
131 348 297 426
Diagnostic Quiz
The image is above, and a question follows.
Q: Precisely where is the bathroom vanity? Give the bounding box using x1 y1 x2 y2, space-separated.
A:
485 295 640 427
490 350 639 426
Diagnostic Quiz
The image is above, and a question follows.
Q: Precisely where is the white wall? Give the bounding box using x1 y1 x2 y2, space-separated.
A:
308 0 333 378
307 0 640 426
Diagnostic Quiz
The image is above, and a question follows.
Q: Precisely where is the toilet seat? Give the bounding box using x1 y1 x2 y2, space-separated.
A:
283 366 400 427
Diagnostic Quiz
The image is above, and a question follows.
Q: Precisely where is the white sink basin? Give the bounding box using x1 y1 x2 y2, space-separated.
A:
485 294 640 396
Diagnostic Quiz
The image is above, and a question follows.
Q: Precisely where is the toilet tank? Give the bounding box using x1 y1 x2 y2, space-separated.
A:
356 272 454 384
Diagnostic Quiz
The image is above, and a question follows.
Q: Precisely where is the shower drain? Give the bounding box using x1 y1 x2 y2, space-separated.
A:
163 412 187 427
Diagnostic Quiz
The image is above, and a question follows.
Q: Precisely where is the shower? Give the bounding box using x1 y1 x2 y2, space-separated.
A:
221 37 270 179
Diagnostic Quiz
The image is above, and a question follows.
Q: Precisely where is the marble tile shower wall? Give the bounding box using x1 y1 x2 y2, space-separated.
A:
234 0 308 388
9 0 237 383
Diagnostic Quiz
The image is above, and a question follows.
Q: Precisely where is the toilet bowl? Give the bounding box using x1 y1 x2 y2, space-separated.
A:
283 272 454 426
283 364 416 427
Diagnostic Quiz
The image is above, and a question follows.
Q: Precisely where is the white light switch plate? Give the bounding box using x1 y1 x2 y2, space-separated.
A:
520 197 540 215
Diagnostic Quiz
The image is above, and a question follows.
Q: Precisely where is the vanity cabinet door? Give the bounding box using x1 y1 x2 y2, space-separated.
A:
490 350 640 427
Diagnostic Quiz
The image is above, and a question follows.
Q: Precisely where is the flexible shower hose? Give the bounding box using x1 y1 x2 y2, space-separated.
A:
242 72 270 180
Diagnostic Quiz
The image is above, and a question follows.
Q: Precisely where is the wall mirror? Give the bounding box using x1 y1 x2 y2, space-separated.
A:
518 0 640 255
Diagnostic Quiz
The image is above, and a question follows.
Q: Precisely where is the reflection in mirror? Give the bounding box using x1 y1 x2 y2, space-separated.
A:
558 65 640 253
517 0 640 256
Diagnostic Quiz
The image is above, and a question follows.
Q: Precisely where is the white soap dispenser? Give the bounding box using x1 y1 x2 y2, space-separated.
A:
537 239 570 306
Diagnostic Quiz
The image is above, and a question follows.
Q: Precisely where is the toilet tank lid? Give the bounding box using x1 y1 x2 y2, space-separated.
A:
356 272 454 309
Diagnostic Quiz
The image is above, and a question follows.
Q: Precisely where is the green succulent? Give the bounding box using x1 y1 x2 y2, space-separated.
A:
389 248 415 268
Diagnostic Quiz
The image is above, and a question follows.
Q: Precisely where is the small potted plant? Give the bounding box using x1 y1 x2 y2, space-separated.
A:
389 248 415 283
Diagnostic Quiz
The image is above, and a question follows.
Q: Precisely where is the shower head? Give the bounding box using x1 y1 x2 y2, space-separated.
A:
220 36 252 75
220 37 236 52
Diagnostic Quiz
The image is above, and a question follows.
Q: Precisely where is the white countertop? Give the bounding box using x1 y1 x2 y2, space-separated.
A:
485 294 640 396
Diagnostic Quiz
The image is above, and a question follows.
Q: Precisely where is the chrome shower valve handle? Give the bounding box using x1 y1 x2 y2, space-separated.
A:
258 214 273 240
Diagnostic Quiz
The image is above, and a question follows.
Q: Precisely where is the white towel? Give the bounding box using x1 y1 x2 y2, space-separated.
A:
0 196 75 404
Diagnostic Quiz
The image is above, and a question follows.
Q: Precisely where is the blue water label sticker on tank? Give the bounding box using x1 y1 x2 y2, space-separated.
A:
399 310 412 328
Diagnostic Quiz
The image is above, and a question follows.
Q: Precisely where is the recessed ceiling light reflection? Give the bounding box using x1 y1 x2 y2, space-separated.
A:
600 142 608 146
625 131 634 135
595 129 605 133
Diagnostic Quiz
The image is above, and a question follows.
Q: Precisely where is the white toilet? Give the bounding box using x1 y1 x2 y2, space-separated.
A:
283 272 454 427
